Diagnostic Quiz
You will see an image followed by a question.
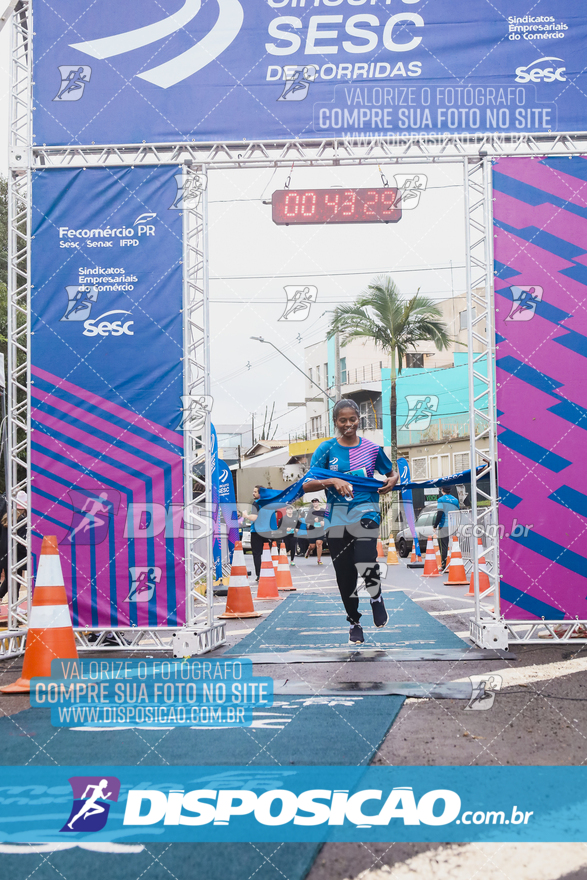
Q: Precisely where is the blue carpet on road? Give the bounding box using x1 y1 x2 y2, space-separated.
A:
227 591 468 653
0 843 318 880
0 593 432 879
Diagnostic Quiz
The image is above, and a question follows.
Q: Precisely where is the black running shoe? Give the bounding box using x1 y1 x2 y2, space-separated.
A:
371 596 389 628
349 623 364 644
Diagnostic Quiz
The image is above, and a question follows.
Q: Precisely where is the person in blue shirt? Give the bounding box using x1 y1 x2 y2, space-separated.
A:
433 486 460 569
242 485 264 581
302 399 398 644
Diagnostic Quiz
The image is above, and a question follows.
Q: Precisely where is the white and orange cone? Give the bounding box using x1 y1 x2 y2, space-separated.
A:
257 543 281 600
433 533 442 570
377 538 385 560
443 536 454 572
218 541 262 619
467 538 493 597
270 541 279 570
386 533 399 565
444 536 469 586
422 535 440 577
410 545 422 564
1 536 78 694
276 542 296 591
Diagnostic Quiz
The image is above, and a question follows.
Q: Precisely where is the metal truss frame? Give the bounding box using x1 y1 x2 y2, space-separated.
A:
4 0 31 652
5 1 587 652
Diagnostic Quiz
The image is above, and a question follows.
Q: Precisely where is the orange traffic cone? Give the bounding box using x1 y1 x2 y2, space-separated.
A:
377 538 385 559
257 543 281 600
386 534 399 565
271 541 279 570
467 539 493 597
422 535 440 577
443 536 454 572
218 541 262 619
433 534 442 570
410 545 422 563
444 536 469 585
1 536 78 694
276 543 296 591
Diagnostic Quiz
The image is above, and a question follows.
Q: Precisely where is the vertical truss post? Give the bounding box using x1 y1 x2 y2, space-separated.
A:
6 0 31 637
181 167 220 643
463 156 505 650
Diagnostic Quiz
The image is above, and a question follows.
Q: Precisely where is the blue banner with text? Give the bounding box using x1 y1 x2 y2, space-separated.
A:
32 1 587 145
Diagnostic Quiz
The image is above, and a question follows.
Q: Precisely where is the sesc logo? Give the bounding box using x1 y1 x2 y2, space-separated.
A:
83 309 135 337
515 58 566 83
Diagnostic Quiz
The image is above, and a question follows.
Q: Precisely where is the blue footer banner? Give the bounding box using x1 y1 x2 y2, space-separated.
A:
0 766 585 843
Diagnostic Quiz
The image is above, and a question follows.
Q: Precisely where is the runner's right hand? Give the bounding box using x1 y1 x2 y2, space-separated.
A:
329 478 354 498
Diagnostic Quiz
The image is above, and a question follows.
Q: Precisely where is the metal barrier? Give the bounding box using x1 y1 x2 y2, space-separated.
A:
448 509 494 573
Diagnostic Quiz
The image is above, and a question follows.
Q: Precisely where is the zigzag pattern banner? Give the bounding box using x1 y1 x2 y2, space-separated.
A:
494 156 587 621
30 167 186 628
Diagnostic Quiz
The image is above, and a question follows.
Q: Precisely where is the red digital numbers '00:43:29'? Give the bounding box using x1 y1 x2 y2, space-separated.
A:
271 187 402 225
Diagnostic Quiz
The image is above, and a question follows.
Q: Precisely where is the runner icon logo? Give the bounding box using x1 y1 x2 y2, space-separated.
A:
504 285 543 322
60 286 99 322
169 170 208 210
402 395 439 431
53 66 92 101
277 66 318 102
279 286 318 322
393 174 427 210
60 776 121 833
126 566 162 603
465 674 502 711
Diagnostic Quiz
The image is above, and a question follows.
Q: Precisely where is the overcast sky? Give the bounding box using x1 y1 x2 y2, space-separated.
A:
208 162 466 440
0 22 467 442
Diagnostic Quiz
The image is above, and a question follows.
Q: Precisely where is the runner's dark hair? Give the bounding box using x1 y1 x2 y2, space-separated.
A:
332 399 360 421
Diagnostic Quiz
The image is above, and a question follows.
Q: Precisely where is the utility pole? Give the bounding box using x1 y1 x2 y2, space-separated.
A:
334 331 341 401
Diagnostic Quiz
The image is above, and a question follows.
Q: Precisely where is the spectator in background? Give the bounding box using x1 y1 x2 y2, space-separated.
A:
242 485 264 581
280 505 299 566
433 486 460 569
305 497 328 565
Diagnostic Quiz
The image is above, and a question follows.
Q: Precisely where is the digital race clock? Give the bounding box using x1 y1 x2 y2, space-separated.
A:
272 187 402 225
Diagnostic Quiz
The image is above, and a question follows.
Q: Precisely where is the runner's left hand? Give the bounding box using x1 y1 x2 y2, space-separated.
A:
378 473 399 495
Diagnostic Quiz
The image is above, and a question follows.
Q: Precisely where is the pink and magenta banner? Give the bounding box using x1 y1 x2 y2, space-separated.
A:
30 167 186 628
494 156 587 621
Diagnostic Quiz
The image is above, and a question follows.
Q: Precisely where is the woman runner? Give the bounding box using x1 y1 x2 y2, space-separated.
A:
302 399 398 644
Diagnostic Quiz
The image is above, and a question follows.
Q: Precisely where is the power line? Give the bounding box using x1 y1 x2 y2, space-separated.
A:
208 184 462 204
211 264 466 281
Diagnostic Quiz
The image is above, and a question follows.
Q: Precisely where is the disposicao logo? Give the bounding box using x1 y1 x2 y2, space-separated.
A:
123 786 462 828
69 0 244 89
61 776 121 833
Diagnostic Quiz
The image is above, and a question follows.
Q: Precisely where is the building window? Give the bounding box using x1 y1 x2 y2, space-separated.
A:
340 357 347 384
406 353 424 369
311 416 323 438
411 457 427 480
359 400 376 430
459 308 476 330
309 367 313 383
454 451 470 472
316 365 321 386
324 363 329 388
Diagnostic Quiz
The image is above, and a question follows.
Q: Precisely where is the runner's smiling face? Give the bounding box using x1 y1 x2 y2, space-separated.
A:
334 407 360 443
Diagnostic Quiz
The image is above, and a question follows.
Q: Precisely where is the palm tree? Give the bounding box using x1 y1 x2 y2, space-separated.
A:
327 276 453 467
